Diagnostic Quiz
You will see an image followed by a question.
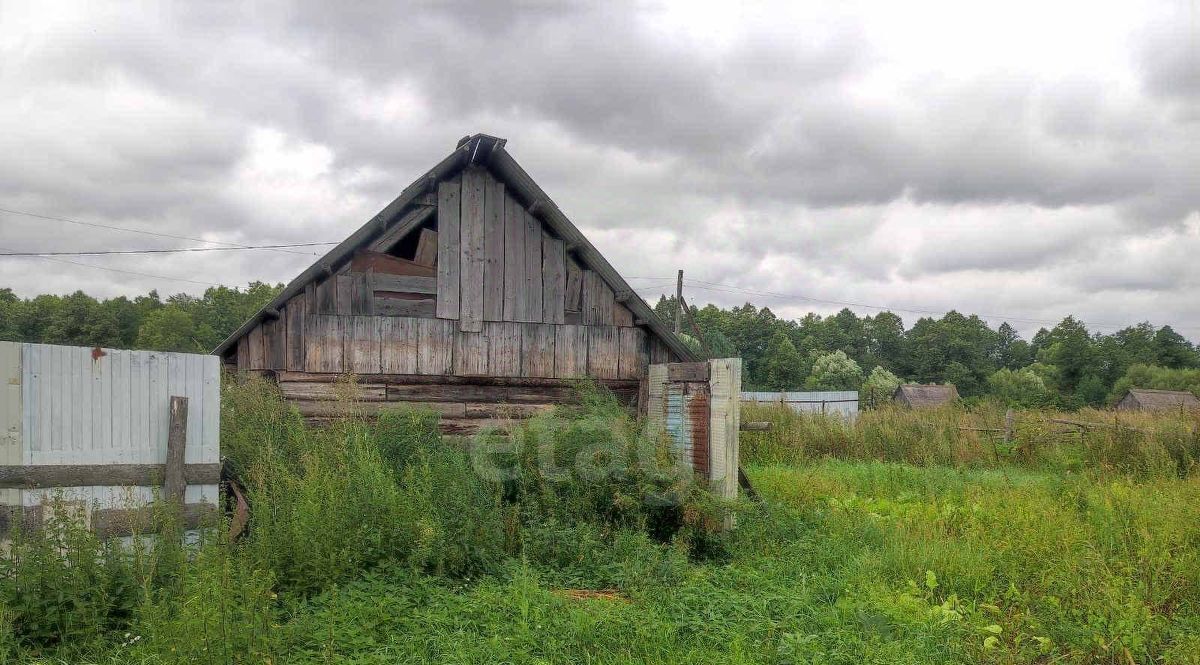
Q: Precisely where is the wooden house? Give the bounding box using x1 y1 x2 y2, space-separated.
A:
1115 388 1199 412
893 383 960 408
214 134 695 434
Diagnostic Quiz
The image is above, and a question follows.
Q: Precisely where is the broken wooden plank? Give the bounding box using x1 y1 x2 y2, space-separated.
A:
413 228 438 267
436 178 462 320
350 250 436 277
483 176 506 321
542 234 565 324
459 167 487 332
368 204 436 253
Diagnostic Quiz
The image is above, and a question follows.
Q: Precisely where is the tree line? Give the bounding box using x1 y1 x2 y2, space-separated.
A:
653 296 1200 408
1 285 1196 409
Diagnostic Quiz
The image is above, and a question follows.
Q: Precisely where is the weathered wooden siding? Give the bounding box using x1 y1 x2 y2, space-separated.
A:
1 342 220 536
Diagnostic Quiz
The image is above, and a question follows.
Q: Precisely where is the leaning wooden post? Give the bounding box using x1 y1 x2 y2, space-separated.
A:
1004 409 1014 443
164 396 188 507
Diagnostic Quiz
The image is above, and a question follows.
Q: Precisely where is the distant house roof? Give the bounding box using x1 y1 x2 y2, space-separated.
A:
893 383 960 408
1119 388 1200 411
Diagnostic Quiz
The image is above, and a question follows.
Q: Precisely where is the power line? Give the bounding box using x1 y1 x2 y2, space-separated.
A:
0 206 322 256
0 246 222 287
0 242 339 257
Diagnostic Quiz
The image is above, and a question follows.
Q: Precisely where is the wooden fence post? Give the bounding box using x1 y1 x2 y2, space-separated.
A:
164 396 188 506
1004 409 1014 443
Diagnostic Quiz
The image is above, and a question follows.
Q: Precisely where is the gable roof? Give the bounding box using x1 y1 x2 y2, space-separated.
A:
1125 388 1200 410
213 134 696 361
894 383 960 407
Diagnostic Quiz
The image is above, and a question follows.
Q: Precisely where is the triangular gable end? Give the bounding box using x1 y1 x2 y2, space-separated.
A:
214 134 695 365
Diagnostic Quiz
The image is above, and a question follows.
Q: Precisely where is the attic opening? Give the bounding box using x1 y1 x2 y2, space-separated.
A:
386 216 437 263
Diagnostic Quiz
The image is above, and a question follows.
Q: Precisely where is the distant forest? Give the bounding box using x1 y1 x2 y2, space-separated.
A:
1 285 1197 409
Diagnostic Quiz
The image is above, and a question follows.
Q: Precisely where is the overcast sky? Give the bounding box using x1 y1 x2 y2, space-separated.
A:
1 1 1198 339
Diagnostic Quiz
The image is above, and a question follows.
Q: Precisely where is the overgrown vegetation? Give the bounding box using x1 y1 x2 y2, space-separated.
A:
2 380 1199 663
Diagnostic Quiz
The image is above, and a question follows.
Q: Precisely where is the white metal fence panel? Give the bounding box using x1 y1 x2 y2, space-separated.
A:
741 390 859 421
0 342 220 524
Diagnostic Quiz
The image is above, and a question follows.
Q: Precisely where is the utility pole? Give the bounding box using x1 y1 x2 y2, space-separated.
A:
674 269 683 334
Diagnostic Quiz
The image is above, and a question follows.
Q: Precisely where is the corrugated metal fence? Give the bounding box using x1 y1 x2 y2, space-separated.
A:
741 390 859 421
1 342 221 538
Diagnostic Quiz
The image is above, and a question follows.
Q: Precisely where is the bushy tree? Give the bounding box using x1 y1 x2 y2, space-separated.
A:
987 367 1052 408
805 350 863 391
760 332 806 390
862 366 902 407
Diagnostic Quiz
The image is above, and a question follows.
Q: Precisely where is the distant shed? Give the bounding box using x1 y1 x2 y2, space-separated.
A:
1115 388 1199 412
893 384 960 408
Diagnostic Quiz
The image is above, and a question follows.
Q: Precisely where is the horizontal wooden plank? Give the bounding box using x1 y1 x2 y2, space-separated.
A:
279 382 387 402
292 400 468 418
92 502 218 539
668 362 710 382
374 298 436 317
370 274 437 295
276 371 640 390
0 463 221 489
350 250 437 277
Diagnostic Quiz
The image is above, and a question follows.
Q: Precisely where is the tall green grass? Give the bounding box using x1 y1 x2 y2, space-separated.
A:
742 402 1200 477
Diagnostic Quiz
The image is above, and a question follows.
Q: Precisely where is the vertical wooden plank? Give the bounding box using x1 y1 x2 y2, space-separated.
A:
453 330 489 376
413 228 438 267
617 327 647 379
613 302 634 327
553 324 588 378
502 194 527 321
380 317 418 374
335 274 353 315
304 316 345 373
263 318 286 370
285 293 307 371
436 178 462 320
416 318 453 375
521 324 556 378
236 336 249 371
581 271 616 325
649 336 672 364
587 326 620 379
483 178 506 321
524 210 543 322
486 322 521 377
316 277 336 314
459 167 486 332
351 273 374 315
346 317 382 374
709 358 742 503
247 323 266 369
564 257 583 313
164 396 188 505
542 234 565 324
